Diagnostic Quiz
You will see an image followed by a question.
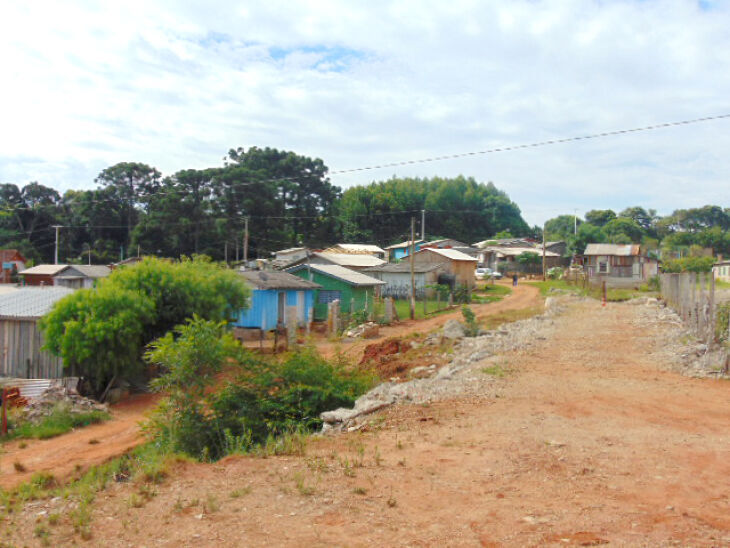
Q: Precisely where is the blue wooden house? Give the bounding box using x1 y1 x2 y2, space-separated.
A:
385 239 424 261
233 270 320 331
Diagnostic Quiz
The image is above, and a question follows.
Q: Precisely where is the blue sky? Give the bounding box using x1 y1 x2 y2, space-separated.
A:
1 0 729 226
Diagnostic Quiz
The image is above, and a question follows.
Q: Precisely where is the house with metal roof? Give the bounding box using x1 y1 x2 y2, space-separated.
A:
232 270 321 332
308 252 386 270
411 247 478 288
385 239 425 261
583 244 658 285
0 287 74 378
363 262 448 299
287 264 385 321
19 264 111 288
329 243 386 259
0 249 26 284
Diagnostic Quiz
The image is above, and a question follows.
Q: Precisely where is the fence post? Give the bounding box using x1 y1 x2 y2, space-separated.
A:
709 272 715 345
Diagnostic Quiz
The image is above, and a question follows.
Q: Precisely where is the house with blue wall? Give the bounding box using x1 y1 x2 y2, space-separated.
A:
385 239 424 261
233 270 320 331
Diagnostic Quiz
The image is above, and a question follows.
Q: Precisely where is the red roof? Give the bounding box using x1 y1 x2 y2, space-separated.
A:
0 249 26 263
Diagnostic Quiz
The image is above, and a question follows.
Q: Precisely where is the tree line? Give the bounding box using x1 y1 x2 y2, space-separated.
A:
0 147 528 264
544 205 730 258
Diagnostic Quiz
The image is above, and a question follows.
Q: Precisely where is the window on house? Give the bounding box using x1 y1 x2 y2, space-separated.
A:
599 262 608 273
318 290 342 304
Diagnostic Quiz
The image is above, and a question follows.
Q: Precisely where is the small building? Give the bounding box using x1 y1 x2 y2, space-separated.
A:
478 246 562 272
363 262 447 299
0 287 75 378
288 264 385 321
713 259 730 283
411 248 478 288
583 244 659 285
271 247 309 269
0 249 26 284
385 239 424 261
19 264 111 288
233 270 320 332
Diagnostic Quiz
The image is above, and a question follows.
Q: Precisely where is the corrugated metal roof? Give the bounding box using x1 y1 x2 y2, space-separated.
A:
290 264 385 286
363 262 445 273
69 265 111 278
417 248 478 261
240 270 321 290
384 239 425 250
0 287 75 319
334 243 386 254
314 252 386 268
19 264 70 276
583 244 640 256
482 246 560 258
0 377 79 400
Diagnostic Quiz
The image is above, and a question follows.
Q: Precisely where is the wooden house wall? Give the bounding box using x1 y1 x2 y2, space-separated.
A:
0 318 64 378
233 289 314 331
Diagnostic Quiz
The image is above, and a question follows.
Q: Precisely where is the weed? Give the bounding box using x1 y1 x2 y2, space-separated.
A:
353 487 367 495
88 438 100 445
173 498 184 511
387 496 397 507
305 456 329 473
293 472 315 496
205 493 219 513
34 524 50 545
12 461 26 473
481 364 507 378
128 493 145 508
373 446 383 466
18 442 27 449
340 458 355 477
395 437 404 450
229 486 252 498
47 512 60 526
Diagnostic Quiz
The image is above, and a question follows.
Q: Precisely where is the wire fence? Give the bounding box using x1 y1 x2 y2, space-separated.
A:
659 272 717 346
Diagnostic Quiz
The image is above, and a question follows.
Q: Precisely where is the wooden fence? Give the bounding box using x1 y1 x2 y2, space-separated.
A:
659 272 716 344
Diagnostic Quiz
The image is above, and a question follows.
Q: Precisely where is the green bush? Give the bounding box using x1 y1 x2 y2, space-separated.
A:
662 256 715 273
145 318 375 461
461 305 480 337
546 267 564 280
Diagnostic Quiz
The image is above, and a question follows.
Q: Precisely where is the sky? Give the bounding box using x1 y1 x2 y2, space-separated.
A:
1 0 729 227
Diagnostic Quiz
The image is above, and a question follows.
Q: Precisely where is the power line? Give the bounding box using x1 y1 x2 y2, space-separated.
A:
0 112 728 215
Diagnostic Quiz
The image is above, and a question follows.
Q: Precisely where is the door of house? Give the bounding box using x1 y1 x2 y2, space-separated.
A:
297 291 305 326
277 292 286 326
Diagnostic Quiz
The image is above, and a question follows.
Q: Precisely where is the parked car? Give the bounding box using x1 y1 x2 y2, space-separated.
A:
476 267 502 280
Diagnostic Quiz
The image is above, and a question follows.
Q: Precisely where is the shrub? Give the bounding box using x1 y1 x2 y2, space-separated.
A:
546 267 564 280
145 319 374 461
662 256 715 273
461 305 480 337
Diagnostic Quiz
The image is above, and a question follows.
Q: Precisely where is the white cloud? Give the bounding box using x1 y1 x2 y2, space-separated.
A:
0 0 729 226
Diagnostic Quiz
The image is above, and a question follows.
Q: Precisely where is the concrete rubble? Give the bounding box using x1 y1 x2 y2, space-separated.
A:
320 297 575 433
23 385 109 423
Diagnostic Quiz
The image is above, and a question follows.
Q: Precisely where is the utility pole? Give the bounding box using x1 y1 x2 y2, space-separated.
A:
542 222 547 281
574 209 578 235
421 209 426 241
243 216 249 268
88 246 92 266
52 225 62 265
224 241 228 264
410 217 416 320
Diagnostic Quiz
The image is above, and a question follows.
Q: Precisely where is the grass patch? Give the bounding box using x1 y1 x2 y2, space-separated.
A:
480 306 543 331
481 364 508 378
3 403 109 443
527 279 583 297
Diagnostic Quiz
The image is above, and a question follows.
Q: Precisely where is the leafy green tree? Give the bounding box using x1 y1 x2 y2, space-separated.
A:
41 257 250 389
40 286 154 388
544 214 580 240
516 251 541 265
584 209 616 227
618 206 656 231
603 218 644 243
569 223 606 255
662 256 715 273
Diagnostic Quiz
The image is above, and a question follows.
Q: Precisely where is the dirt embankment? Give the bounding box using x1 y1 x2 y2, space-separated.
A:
5 297 730 547
0 284 540 491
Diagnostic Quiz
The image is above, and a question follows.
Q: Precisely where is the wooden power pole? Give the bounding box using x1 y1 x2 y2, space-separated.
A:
410 217 416 320
243 216 249 268
542 222 547 281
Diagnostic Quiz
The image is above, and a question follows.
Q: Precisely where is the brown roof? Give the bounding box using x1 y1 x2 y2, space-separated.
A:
0 249 26 263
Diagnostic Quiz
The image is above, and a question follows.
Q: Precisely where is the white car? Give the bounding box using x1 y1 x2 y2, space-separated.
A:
476 267 502 280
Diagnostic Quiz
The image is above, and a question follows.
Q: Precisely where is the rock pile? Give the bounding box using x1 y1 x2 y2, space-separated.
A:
320 297 574 432
23 386 109 423
344 322 380 339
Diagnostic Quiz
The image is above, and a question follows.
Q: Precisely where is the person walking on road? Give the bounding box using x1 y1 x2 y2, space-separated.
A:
512 274 518 287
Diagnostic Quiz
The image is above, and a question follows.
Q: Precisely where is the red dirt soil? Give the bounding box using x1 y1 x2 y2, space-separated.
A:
5 297 730 546
0 284 538 491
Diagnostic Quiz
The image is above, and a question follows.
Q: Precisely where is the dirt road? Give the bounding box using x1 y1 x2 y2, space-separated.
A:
0 284 539 491
0 394 157 489
318 282 541 359
33 298 729 547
